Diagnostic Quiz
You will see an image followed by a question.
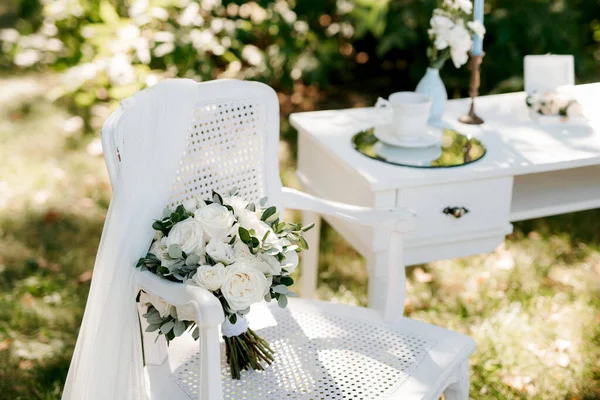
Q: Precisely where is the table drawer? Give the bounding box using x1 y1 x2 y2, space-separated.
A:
397 177 513 240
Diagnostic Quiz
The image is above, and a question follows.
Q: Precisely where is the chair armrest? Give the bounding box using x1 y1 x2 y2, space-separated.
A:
282 187 415 232
136 270 224 327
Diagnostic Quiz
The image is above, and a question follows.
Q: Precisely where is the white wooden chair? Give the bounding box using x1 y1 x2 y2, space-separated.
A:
102 79 475 400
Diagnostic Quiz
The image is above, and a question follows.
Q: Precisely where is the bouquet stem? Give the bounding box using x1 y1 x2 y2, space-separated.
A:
224 328 274 379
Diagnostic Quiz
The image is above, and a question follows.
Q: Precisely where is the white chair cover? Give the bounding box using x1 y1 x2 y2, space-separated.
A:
63 79 199 399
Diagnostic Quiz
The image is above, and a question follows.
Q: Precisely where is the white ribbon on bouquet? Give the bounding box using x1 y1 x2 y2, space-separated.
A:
63 79 199 400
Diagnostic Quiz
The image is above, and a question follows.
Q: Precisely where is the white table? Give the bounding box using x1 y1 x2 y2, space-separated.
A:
290 83 600 312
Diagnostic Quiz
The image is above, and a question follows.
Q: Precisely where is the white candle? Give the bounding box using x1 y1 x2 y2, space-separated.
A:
472 0 484 56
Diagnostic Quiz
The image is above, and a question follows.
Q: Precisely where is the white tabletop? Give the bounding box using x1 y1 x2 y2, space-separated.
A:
290 83 600 191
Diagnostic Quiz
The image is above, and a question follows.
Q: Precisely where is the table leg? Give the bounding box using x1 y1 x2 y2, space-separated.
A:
300 210 321 298
367 247 407 317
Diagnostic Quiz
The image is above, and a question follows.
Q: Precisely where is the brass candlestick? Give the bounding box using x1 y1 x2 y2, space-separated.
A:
459 54 484 125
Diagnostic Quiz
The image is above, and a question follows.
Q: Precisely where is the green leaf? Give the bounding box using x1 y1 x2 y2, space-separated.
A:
280 276 294 286
212 191 223 205
277 294 288 308
250 237 260 248
238 227 251 243
186 254 201 266
173 320 186 336
145 323 161 332
261 206 277 222
272 284 289 294
100 1 120 25
228 235 237 245
299 236 309 250
152 221 164 231
160 321 175 334
301 222 315 232
168 244 182 259
229 313 237 324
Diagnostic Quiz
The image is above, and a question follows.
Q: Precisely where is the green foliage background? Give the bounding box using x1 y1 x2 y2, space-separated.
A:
1 0 599 118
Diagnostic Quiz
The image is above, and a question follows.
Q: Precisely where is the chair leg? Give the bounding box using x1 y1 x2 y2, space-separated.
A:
300 211 321 299
443 361 470 400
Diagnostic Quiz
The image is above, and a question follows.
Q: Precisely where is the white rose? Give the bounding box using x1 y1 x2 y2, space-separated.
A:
221 263 268 312
233 241 277 276
281 250 299 273
166 219 205 255
140 291 171 318
195 203 236 240
238 209 280 250
192 263 227 291
183 198 197 212
206 238 236 264
467 20 485 39
223 195 250 216
259 253 282 275
566 102 583 118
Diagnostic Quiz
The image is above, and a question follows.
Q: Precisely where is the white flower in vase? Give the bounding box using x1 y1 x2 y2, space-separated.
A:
221 263 269 312
195 203 237 240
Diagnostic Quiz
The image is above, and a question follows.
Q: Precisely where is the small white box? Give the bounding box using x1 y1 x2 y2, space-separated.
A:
524 55 574 95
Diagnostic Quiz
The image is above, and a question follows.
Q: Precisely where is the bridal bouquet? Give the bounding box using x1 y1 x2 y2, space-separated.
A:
136 188 313 379
427 0 486 69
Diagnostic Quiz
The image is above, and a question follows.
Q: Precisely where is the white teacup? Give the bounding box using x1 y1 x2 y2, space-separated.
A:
375 92 432 141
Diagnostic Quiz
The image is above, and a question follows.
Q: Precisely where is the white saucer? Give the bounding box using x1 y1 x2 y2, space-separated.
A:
373 142 442 165
374 125 443 148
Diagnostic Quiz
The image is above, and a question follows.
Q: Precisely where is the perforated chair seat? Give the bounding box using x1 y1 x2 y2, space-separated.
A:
147 299 475 400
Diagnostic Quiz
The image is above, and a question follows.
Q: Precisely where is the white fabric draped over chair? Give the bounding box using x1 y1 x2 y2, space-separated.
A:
63 80 198 399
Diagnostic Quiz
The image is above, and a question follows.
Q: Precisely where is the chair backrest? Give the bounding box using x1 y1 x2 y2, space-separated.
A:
102 79 283 210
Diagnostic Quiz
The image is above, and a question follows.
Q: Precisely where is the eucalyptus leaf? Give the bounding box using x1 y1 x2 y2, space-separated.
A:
170 306 178 319
287 291 298 297
272 284 289 294
264 292 272 302
160 321 175 334
261 206 277 222
186 254 201 266
173 320 186 336
238 227 251 243
245 203 256 212
259 197 268 207
229 186 239 196
299 236 309 250
301 222 315 232
145 323 161 332
277 294 288 308
192 327 200 340
168 244 182 259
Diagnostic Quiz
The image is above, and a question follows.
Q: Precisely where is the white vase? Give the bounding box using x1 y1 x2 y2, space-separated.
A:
415 67 448 123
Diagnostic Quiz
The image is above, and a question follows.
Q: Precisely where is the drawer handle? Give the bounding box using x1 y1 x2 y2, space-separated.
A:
443 206 469 219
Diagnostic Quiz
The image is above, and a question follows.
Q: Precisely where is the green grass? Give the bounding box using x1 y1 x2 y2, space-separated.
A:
0 73 599 399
